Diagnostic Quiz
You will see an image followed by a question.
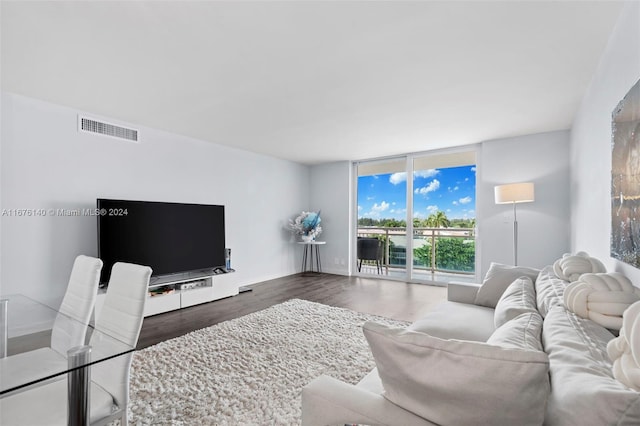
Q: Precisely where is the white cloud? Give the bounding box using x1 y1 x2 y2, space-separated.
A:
452 201 458 205
426 205 439 214
454 186 459 191
459 196 472 204
358 205 362 211
365 201 393 218
414 169 439 179
415 179 440 196
464 177 469 182
470 167 476 172
389 172 407 185
390 169 439 185
372 201 390 212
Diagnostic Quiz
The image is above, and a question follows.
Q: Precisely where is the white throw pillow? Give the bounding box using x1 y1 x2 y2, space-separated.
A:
487 312 544 352
608 301 640 391
474 262 540 308
552 251 606 282
363 321 550 426
493 276 537 328
564 272 640 330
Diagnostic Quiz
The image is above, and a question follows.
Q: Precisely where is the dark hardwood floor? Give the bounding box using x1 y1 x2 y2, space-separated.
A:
137 273 446 349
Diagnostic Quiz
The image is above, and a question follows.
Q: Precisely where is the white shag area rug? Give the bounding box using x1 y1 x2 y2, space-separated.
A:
128 299 408 425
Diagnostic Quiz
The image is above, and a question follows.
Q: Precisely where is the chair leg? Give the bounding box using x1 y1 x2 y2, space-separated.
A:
357 260 361 272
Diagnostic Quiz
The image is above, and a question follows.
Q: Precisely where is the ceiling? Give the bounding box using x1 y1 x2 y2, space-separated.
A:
1 1 624 165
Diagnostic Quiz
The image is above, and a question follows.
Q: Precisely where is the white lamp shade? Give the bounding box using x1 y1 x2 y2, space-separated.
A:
494 182 535 204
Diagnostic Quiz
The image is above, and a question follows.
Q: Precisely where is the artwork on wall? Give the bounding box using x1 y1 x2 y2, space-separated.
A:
612 78 640 268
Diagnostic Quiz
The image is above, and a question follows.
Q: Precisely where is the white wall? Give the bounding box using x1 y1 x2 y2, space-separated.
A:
309 161 352 275
571 1 640 283
477 131 571 278
1 92 310 305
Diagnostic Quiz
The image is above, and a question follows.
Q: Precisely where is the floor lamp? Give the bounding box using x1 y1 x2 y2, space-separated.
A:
494 182 535 266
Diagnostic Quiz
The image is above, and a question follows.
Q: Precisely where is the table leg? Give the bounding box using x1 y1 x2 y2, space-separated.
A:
67 345 91 426
301 245 308 272
315 245 322 272
0 299 8 359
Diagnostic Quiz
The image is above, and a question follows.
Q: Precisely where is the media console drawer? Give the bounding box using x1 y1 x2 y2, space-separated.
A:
181 285 214 308
145 292 181 316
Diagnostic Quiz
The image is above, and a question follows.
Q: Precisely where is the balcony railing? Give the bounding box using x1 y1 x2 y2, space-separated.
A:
357 226 475 276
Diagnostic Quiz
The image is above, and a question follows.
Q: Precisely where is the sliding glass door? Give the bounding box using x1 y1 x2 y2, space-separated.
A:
411 152 476 282
356 158 408 276
355 149 477 284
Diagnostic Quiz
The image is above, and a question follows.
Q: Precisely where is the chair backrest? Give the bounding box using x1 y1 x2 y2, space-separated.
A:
91 262 151 408
50 255 103 355
357 238 382 261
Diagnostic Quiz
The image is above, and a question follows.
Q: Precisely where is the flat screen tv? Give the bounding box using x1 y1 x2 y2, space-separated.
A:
97 199 226 284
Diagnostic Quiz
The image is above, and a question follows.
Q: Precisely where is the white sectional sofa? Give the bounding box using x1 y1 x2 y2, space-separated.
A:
302 264 640 426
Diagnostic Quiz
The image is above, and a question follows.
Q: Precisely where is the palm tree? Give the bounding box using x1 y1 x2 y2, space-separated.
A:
426 211 451 228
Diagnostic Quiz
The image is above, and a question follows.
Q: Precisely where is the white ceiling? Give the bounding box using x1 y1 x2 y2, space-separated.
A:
1 1 624 165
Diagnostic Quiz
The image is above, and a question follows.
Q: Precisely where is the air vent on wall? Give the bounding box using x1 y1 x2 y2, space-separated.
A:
78 116 139 142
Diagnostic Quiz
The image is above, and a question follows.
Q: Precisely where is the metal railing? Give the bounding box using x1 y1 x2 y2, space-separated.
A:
357 226 475 276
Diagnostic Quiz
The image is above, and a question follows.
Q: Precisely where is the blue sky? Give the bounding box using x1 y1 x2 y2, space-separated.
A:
358 165 476 220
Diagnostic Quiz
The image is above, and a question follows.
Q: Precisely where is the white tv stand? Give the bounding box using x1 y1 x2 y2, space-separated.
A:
95 270 238 318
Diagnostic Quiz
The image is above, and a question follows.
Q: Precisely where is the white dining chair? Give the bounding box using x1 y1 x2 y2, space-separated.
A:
0 261 151 426
52 255 104 353
0 255 103 391
89 261 152 425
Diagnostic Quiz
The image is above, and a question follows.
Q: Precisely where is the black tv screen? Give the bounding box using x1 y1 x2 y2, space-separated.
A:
97 199 225 284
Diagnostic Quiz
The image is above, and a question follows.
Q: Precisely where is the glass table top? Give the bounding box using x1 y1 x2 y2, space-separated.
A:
0 293 134 396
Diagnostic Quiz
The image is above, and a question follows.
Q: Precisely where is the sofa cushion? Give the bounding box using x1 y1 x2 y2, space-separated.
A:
542 306 640 425
535 265 568 317
363 321 550 426
487 311 544 352
408 301 495 342
474 262 539 308
357 368 385 395
493 276 537 328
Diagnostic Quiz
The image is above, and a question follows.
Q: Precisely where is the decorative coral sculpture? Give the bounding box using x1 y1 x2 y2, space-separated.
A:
553 251 606 282
564 272 640 330
607 301 640 391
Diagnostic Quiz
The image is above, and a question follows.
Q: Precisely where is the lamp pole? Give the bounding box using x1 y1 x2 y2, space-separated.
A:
513 202 518 266
494 182 534 267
